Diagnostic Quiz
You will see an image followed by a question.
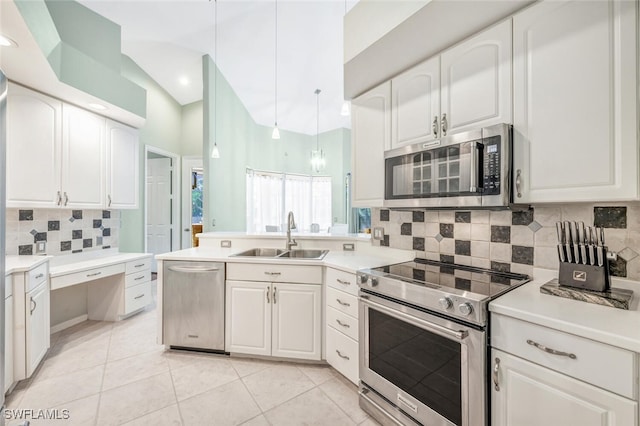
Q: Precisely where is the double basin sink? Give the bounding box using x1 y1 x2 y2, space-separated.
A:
230 248 328 260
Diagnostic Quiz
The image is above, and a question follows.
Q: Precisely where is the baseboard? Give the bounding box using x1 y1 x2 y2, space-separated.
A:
50 314 89 334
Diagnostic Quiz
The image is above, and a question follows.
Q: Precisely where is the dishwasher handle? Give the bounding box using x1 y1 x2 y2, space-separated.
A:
168 266 220 273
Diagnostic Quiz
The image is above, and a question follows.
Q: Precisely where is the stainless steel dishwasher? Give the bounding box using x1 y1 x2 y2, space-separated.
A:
163 261 225 352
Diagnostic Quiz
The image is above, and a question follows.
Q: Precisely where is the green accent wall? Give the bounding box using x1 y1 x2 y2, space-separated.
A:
181 101 204 157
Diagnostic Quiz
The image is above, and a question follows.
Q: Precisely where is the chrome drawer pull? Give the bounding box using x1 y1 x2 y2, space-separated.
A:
336 279 351 286
335 350 349 360
134 263 146 268
35 274 44 280
134 294 145 300
134 275 145 281
527 339 577 359
264 272 281 276
493 358 500 391
336 319 350 328
336 299 350 307
87 272 102 277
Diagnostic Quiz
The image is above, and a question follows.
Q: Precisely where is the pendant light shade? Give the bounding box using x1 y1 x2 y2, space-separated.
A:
272 125 280 139
341 101 350 116
311 89 325 173
272 0 280 139
211 143 220 158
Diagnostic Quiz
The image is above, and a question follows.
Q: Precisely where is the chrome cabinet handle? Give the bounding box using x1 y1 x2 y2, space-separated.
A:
134 294 145 300
87 271 102 277
336 319 350 328
336 299 350 307
516 169 522 198
336 279 351 286
493 358 500 391
64 192 69 206
134 264 146 268
335 350 349 360
108 194 112 207
35 274 44 280
167 266 219 273
432 115 439 138
56 191 62 206
30 298 36 315
527 339 577 359
273 287 277 304
266 288 270 304
264 272 281 276
134 275 145 281
441 113 448 136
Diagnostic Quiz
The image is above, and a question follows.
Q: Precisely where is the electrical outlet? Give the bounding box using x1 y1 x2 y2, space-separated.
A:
373 227 385 240
343 243 355 251
35 241 46 254
221 240 232 248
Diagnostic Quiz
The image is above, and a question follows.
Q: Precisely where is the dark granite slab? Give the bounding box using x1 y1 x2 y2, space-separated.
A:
540 279 633 310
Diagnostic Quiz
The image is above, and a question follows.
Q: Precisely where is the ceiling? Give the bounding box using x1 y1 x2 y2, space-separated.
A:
78 0 356 135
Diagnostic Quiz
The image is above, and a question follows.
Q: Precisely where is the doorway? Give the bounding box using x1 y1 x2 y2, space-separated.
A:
144 146 180 272
181 156 204 249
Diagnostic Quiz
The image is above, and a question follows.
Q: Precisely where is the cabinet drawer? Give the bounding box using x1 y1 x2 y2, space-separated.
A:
326 306 358 341
124 281 151 314
491 314 637 399
326 268 358 296
326 326 359 385
51 263 125 290
227 263 322 284
27 263 48 291
326 287 358 318
125 257 151 274
125 269 151 288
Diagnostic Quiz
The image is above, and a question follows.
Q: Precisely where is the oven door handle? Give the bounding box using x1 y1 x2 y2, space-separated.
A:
469 141 479 193
360 296 468 341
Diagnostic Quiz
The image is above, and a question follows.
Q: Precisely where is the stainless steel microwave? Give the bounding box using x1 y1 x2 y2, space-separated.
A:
384 123 512 208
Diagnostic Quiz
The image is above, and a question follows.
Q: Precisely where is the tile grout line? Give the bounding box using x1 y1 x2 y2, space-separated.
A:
167 358 186 426
93 322 115 426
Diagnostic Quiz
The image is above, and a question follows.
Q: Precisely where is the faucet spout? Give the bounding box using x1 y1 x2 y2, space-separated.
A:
286 211 298 250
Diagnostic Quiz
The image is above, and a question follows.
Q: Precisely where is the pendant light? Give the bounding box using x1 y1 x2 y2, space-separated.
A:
211 0 220 158
340 0 350 117
271 0 280 139
311 89 325 173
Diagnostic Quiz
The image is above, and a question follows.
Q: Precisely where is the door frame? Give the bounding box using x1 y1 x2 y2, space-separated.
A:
181 156 203 249
144 145 181 256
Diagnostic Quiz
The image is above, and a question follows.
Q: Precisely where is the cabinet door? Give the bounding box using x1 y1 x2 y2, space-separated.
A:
25 282 50 378
351 81 391 207
6 84 62 208
5 295 13 393
62 105 106 209
512 0 638 203
491 349 637 426
225 280 271 356
441 19 512 135
391 56 440 148
106 120 139 209
271 283 321 360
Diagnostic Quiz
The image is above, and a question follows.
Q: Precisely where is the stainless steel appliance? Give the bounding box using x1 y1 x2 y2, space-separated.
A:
357 259 529 426
0 68 7 424
163 261 225 352
384 124 512 209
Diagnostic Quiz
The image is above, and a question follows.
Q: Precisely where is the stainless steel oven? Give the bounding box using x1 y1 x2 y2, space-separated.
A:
384 123 512 209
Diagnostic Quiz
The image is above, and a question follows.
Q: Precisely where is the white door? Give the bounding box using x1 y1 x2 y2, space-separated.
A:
225 281 271 356
351 81 391 208
147 157 173 272
512 0 638 203
271 283 322 360
491 349 637 426
391 56 440 148
25 282 49 378
106 120 139 209
440 19 512 135
4 294 13 392
6 84 62 208
62 104 106 209
181 157 203 249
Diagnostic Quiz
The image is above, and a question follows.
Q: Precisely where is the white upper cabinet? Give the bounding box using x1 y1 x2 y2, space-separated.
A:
441 19 512 135
512 0 638 203
391 57 440 147
6 85 62 208
106 120 139 209
62 104 106 209
351 81 391 208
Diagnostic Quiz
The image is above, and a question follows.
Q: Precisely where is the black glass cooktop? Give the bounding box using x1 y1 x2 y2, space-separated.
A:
371 258 529 298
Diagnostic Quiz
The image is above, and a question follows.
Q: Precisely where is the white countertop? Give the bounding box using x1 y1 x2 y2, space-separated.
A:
5 255 51 275
49 252 152 277
490 270 640 353
198 231 372 241
156 246 413 274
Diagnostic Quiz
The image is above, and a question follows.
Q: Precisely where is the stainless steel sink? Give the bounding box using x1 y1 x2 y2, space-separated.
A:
230 248 328 260
231 248 288 257
277 249 328 260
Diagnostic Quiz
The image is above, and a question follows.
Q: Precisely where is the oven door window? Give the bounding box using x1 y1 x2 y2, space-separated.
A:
385 142 479 199
369 308 462 426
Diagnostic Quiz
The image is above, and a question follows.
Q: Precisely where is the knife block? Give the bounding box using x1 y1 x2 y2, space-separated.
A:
558 257 610 292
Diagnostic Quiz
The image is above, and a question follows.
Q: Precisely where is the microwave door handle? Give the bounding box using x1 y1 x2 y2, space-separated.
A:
469 142 479 193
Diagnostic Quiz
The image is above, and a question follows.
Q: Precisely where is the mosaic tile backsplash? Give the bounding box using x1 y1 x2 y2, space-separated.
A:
371 204 640 281
6 209 119 256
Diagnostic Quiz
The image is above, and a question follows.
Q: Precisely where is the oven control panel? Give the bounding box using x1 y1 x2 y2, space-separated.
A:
483 137 501 195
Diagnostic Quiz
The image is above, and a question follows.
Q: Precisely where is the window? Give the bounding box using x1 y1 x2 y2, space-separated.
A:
246 169 332 233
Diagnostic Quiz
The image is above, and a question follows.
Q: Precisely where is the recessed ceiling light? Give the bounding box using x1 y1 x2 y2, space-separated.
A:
0 35 18 47
179 76 189 86
88 103 107 110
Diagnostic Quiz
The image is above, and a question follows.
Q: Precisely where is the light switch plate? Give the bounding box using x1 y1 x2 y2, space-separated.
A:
35 241 46 254
373 227 384 240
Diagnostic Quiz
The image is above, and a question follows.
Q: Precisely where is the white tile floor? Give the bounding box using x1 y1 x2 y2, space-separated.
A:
5 282 377 426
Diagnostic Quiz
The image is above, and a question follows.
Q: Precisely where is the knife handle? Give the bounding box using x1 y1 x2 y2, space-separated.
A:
557 244 566 263
565 243 573 263
588 245 596 266
579 245 587 265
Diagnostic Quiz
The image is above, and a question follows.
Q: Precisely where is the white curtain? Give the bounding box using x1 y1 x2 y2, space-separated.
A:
311 176 332 231
284 174 312 232
246 170 283 233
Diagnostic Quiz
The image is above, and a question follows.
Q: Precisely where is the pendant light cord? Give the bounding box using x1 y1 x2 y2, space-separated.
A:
274 0 278 126
214 0 218 137
315 89 321 150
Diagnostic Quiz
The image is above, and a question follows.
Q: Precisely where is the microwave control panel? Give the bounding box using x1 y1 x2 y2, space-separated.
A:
483 137 501 195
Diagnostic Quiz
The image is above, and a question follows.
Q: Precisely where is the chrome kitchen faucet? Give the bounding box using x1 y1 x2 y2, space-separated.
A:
286 211 298 250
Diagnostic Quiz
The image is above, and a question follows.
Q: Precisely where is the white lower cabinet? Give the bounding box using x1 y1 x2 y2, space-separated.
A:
25 281 49 378
226 278 322 361
5 274 13 393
